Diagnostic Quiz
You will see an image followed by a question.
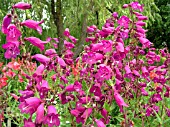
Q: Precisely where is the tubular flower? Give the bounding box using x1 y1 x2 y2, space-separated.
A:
21 20 44 34
35 103 44 124
6 24 21 42
95 119 106 127
32 54 50 65
18 97 42 116
113 87 128 112
2 41 20 59
24 37 50 51
13 2 31 10
44 105 60 127
1 14 12 34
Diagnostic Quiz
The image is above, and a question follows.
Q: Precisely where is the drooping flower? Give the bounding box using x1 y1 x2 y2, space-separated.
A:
19 90 34 102
32 54 50 65
64 40 75 49
141 66 149 78
69 35 78 44
24 37 50 51
45 49 57 58
21 20 44 34
35 103 44 124
18 97 41 115
44 105 60 127
166 108 170 117
95 119 106 127
36 80 50 99
1 14 12 34
113 87 128 112
57 57 67 68
100 108 110 124
116 42 124 52
24 119 35 127
13 2 31 10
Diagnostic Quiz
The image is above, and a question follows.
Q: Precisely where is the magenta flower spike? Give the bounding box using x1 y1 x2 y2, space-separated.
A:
21 20 44 34
24 37 49 51
13 2 31 10
44 105 60 127
6 24 21 42
95 119 106 127
1 14 12 34
35 103 44 124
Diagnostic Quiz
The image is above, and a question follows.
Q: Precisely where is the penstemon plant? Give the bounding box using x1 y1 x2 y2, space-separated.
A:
0 1 170 127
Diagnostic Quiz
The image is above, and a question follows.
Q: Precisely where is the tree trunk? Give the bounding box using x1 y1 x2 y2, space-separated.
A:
51 0 65 56
73 13 87 59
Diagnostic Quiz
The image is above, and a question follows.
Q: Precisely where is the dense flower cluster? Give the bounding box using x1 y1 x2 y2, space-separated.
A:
1 1 170 127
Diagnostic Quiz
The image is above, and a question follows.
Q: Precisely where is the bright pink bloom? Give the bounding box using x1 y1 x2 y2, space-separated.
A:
36 103 44 124
6 24 21 42
2 41 20 59
63 28 70 37
113 87 128 112
24 119 35 127
32 54 50 65
116 42 124 52
1 14 12 34
135 21 146 26
13 2 31 10
130 1 144 12
44 105 60 127
95 64 112 83
18 97 41 115
69 35 78 44
123 4 129 8
112 12 118 19
37 80 50 99
21 20 44 34
117 16 130 28
64 40 75 49
57 57 66 68
137 16 148 20
95 119 106 127
24 37 50 51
